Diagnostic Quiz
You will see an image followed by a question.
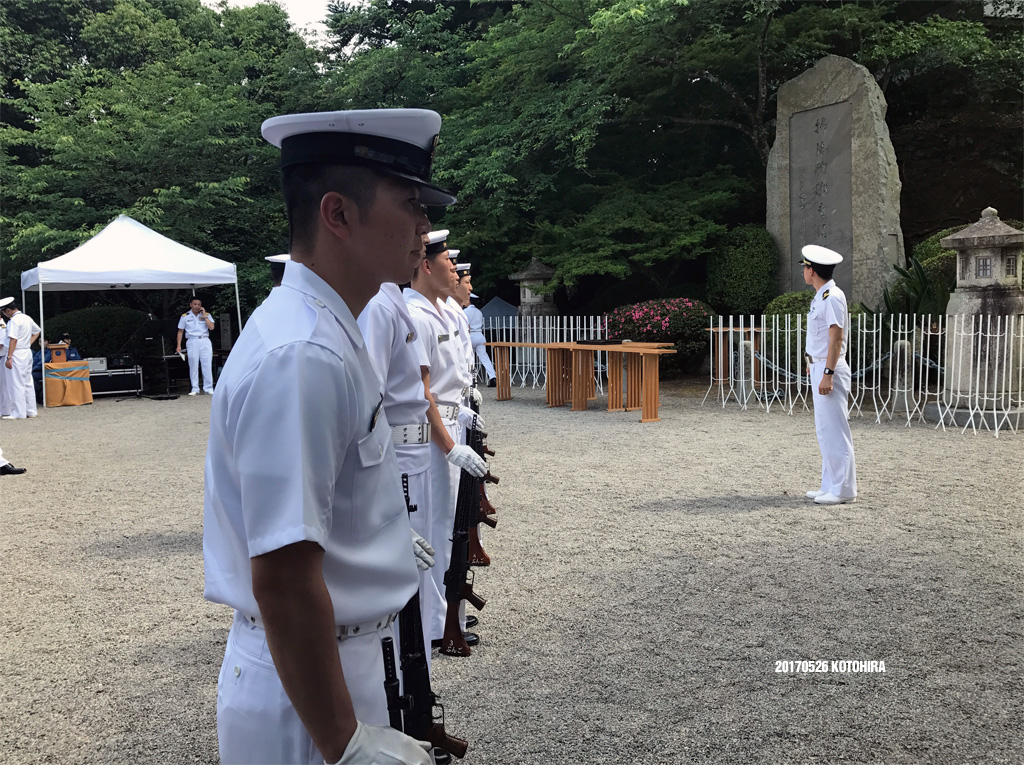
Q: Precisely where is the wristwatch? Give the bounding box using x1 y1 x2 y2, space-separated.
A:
823 367 834 376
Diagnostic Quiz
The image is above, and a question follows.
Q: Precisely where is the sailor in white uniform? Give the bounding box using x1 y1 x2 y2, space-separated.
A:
801 244 858 505
459 269 496 386
1 299 40 420
205 108 454 765
176 298 215 395
404 232 485 647
0 302 11 416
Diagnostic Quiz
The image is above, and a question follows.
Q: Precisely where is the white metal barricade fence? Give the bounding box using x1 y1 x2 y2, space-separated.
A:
703 314 1022 437
483 315 608 390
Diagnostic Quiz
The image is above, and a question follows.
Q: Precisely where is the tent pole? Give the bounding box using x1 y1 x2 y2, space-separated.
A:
39 284 46 408
234 274 243 332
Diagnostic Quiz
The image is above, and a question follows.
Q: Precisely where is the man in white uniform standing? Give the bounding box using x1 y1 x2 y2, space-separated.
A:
801 244 858 505
1 299 40 420
0 300 11 417
204 108 455 765
459 270 496 387
176 298 215 395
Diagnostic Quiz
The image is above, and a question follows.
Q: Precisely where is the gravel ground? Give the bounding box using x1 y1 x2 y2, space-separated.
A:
1 378 1021 764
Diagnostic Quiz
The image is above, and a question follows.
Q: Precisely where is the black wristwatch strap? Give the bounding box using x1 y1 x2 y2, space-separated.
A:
823 367 834 375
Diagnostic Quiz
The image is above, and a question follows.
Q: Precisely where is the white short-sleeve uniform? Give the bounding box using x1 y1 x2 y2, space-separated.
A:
204 263 420 764
806 280 857 500
404 288 467 641
358 283 436 660
177 310 215 393
463 304 496 381
5 312 40 419
445 297 475 399
0 317 11 416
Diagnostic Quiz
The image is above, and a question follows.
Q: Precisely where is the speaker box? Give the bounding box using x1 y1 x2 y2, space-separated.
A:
107 353 134 369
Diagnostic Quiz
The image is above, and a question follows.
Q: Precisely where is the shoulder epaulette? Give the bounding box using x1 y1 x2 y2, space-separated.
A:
822 289 830 300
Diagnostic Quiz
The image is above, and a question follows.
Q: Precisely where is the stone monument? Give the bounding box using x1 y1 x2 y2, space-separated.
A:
937 207 1024 424
767 55 904 309
509 258 557 317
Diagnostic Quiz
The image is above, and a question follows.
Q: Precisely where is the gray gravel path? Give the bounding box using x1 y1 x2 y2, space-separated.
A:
1 379 1021 764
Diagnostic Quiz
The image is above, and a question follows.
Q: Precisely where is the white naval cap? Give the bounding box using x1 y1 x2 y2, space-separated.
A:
470 292 479 298
447 249 461 262
260 109 456 207
425 229 450 257
0 297 14 309
454 262 471 274
264 253 291 263
799 244 843 266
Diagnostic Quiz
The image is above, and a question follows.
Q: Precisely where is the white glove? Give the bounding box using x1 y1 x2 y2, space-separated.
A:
469 387 482 407
457 408 485 431
327 721 432 765
411 529 435 571
445 444 486 477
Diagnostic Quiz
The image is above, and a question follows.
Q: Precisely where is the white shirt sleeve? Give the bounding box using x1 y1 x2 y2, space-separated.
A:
177 315 187 330
357 300 396 392
822 294 846 330
231 342 356 558
206 313 215 326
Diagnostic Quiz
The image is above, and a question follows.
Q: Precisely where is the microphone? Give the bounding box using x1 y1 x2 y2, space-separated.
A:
148 313 155 320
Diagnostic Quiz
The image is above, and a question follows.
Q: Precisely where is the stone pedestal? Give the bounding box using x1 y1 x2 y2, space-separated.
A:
767 55 904 309
509 258 557 317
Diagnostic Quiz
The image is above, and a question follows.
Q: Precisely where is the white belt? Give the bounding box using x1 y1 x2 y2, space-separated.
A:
243 612 398 640
435 402 460 422
392 422 431 445
806 355 827 363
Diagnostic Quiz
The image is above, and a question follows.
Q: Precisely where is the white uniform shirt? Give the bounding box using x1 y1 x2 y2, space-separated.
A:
178 309 215 340
204 262 419 625
464 304 484 334
404 288 465 410
7 312 40 357
444 297 474 387
0 317 7 350
358 284 431 472
806 280 848 359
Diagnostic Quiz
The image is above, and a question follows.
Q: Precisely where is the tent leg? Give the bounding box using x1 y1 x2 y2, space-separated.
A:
234 279 243 332
39 285 46 408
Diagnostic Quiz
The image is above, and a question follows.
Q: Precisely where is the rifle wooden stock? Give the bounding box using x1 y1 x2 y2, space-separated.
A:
479 485 497 516
483 472 499 485
424 725 468 759
478 508 497 528
483 445 495 457
440 606 471 657
467 526 490 566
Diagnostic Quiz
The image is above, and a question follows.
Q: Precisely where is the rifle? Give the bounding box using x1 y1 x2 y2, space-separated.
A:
440 454 487 656
466 422 494 566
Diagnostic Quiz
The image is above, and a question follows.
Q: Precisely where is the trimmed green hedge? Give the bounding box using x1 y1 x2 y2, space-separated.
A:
44 306 149 359
706 224 779 315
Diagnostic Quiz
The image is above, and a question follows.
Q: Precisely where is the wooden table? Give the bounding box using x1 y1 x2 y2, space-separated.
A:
487 341 676 422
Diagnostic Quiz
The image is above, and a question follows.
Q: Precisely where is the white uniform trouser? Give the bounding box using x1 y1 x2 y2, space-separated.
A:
398 463 434 672
0 445 8 468
0 349 11 415
427 419 462 642
811 360 857 499
217 611 396 764
186 336 214 392
470 331 496 381
6 350 36 418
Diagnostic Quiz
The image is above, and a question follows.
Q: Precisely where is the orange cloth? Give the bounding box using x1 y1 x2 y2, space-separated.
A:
44 361 94 406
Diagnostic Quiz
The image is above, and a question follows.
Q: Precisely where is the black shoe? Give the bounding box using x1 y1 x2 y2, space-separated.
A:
487 378 497 388
432 749 453 765
0 463 26 475
466 615 478 629
464 631 479 647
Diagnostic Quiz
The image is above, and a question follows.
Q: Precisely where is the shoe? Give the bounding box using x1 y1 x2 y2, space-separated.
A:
466 615 478 629
815 493 856 505
1 415 18 420
0 463 27 475
203 389 214 395
431 631 479 648
487 378 497 388
188 391 198 396
27 413 37 418
432 749 452 765
805 490 824 499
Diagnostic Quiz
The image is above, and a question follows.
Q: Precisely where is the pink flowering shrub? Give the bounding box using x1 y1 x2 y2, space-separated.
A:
606 298 716 369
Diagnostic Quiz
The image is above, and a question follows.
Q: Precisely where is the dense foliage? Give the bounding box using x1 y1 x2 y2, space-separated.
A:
606 297 716 371
43 305 148 358
706 224 779 315
1 0 1020 319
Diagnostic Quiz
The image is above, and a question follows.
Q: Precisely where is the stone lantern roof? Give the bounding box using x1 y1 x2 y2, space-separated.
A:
941 207 1024 251
509 258 555 282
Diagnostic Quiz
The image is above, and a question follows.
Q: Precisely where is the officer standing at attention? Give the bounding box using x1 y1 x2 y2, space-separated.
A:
0 303 11 417
1 298 41 420
801 244 858 505
459 269 496 387
176 298 215 395
444 255 482 419
204 108 453 765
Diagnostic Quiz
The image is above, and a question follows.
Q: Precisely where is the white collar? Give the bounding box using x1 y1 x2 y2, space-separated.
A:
281 261 363 349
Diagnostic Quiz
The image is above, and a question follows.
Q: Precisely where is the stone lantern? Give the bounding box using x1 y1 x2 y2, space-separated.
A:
938 207 1024 421
509 258 557 317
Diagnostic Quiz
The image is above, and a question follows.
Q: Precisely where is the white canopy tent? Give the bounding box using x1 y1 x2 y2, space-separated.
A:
20 215 242 406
